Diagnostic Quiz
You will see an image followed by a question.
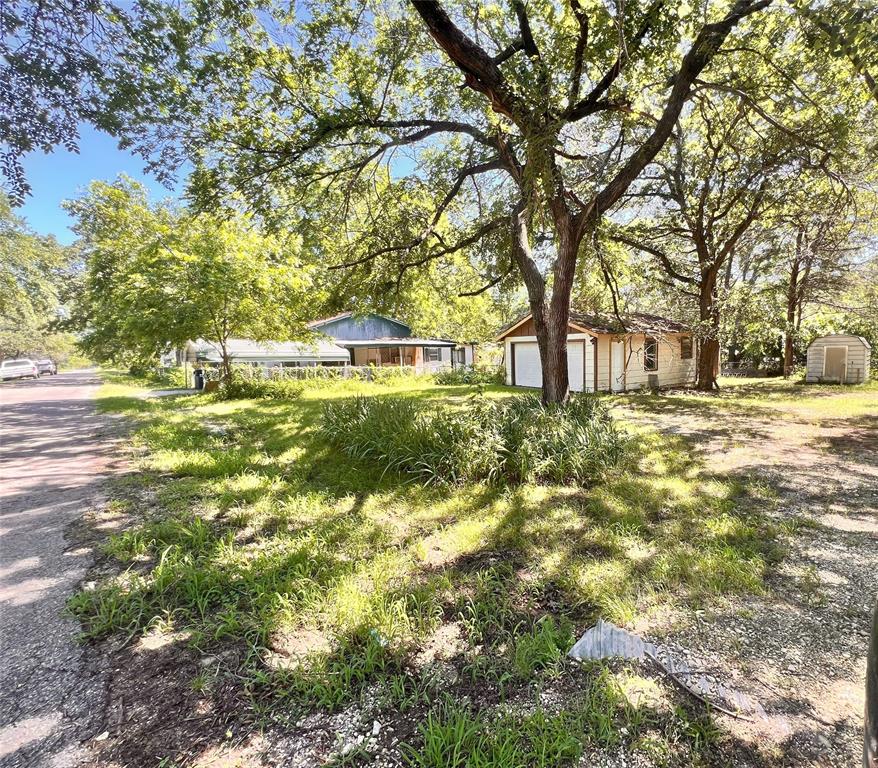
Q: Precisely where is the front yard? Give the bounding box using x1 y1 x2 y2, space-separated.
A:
73 375 877 767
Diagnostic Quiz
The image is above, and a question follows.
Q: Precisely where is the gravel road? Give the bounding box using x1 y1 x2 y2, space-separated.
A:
0 371 117 768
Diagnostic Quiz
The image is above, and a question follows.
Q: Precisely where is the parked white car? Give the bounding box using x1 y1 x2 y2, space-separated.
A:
0 358 40 381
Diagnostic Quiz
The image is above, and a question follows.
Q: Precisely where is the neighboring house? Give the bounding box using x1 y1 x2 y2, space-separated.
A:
805 334 871 384
308 312 461 372
183 338 351 368
496 311 696 392
180 313 467 373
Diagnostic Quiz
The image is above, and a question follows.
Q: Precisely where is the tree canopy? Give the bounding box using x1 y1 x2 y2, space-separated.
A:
0 194 75 359
2 0 877 394
64 178 315 377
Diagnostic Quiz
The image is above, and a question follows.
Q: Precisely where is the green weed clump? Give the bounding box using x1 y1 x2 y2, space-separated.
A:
320 394 626 486
434 365 504 386
402 662 692 768
221 376 306 400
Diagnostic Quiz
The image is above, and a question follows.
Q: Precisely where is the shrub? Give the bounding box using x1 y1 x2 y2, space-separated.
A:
217 364 357 400
219 365 306 400
369 366 422 385
320 393 626 486
434 364 504 386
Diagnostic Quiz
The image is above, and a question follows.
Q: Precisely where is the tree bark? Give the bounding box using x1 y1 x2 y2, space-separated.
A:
507 205 583 404
219 338 232 385
696 268 720 391
784 231 803 378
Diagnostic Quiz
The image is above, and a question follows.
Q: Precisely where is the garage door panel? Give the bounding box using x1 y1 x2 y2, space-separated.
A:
568 342 584 392
513 343 542 388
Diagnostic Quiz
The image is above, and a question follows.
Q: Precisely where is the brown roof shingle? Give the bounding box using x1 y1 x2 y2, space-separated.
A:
497 310 689 339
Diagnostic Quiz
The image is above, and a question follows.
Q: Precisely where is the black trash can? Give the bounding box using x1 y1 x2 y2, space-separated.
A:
194 367 205 391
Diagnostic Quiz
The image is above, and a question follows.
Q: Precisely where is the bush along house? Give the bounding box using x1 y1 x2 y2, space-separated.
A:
496 311 697 393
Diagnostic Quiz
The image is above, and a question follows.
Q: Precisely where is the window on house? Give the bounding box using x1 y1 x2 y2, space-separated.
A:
680 335 693 360
644 337 658 371
424 347 441 362
455 348 466 365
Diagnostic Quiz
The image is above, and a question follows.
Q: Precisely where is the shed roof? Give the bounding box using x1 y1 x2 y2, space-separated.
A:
496 310 689 340
806 334 871 350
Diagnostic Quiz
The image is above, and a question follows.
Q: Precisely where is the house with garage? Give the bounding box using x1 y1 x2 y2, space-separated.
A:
496 310 697 392
805 334 871 384
181 313 469 374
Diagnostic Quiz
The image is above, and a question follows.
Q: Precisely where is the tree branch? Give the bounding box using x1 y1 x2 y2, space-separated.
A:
611 232 697 285
493 38 524 64
589 0 774 224
459 267 512 296
563 0 665 121
409 0 525 121
567 0 590 107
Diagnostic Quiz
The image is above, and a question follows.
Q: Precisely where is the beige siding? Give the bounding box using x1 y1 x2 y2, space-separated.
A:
806 335 871 383
595 334 611 390
502 331 696 391
622 333 696 390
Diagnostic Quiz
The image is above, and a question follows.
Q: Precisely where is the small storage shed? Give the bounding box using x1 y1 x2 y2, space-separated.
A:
805 334 871 384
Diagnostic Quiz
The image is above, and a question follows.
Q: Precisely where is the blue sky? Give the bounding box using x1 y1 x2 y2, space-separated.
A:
18 124 184 245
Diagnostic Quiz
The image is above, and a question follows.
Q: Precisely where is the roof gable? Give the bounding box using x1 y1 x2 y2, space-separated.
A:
308 312 413 341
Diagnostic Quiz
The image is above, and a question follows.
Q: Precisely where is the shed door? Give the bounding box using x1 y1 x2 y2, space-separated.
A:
824 347 847 382
568 342 584 392
513 343 542 388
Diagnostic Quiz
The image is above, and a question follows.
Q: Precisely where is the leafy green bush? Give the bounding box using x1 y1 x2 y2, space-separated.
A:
434 365 504 386
219 366 306 400
320 394 626 486
217 364 357 400
368 365 423 384
217 364 429 400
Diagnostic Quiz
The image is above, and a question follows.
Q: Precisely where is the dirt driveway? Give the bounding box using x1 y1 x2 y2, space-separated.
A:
0 371 118 768
617 383 878 767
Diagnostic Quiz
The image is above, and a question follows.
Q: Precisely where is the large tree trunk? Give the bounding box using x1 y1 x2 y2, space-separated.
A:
784 232 803 378
532 303 571 404
696 269 720 391
509 207 581 404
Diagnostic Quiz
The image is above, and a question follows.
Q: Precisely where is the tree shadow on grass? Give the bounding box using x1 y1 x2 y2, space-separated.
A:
820 414 878 469
71 384 872 766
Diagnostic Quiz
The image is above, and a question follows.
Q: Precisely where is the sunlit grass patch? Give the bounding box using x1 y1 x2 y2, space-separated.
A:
618 376 878 422
76 373 792 761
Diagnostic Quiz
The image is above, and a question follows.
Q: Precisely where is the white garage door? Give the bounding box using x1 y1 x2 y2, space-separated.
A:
513 340 594 391
568 342 584 392
513 342 542 388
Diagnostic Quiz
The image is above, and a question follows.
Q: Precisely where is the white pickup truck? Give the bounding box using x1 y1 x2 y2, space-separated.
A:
0 358 40 381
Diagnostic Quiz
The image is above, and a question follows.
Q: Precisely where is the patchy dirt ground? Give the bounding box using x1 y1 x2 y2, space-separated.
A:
615 383 878 767
71 378 877 768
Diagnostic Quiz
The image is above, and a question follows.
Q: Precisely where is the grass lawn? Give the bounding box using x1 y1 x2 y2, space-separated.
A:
73 373 799 767
617 376 878 420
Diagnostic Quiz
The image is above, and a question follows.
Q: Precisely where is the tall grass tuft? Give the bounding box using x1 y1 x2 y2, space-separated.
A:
320 394 626 486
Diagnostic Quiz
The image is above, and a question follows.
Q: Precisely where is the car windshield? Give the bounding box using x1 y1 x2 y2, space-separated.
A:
2 360 30 367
